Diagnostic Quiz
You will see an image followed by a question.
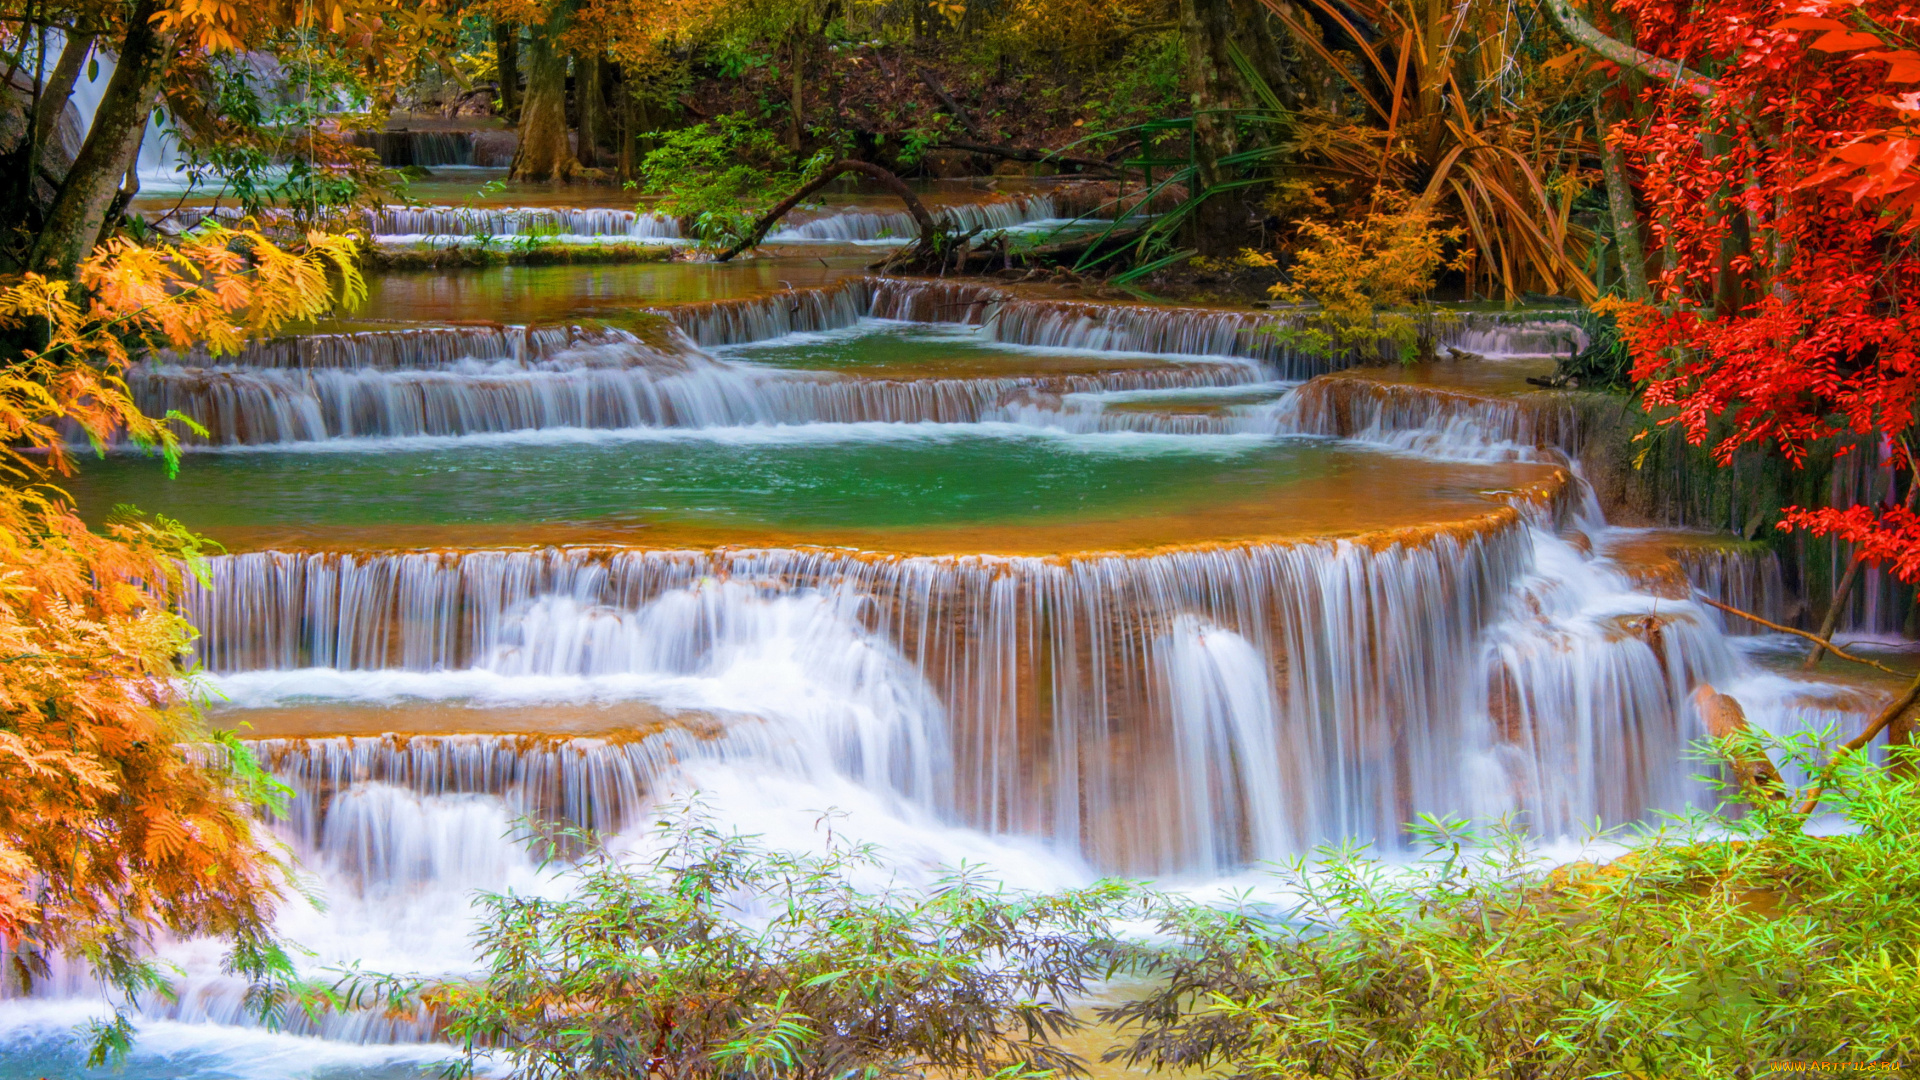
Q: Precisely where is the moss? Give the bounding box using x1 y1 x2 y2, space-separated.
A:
1573 389 1915 632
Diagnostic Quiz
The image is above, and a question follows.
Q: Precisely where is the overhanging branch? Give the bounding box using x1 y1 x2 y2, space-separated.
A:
1540 0 1715 99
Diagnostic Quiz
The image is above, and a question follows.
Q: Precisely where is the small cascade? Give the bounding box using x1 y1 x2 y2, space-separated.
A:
661 278 1001 346
368 205 683 240
983 299 1326 375
662 277 1340 378
1158 617 1294 865
257 734 671 842
780 196 1064 243
154 323 645 371
132 337 1265 445
1478 532 1728 833
1676 544 1792 634
352 130 476 167
766 195 1060 242
1444 316 1587 358
1264 376 1581 460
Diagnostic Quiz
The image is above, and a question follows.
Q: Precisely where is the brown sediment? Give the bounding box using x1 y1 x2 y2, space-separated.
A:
352 258 874 325
1339 357 1561 395
216 700 720 739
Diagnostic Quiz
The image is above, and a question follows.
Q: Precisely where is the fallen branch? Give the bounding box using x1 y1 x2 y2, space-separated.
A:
1540 0 1715 98
717 160 939 263
1796 668 1920 815
917 68 981 140
937 140 1114 173
1696 596 1913 679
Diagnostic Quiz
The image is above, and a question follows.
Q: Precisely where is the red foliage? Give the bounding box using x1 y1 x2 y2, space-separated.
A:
1604 0 1920 579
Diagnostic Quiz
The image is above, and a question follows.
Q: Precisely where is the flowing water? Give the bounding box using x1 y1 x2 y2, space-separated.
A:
2 225 1890 1077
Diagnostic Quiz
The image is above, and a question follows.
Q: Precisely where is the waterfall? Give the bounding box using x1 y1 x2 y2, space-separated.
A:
38 30 188 187
131 338 1267 444
765 195 1061 242
153 323 649 371
179 514 1842 878
1446 318 1587 358
1676 545 1791 635
1158 617 1294 866
368 205 683 240
181 513 1703 874
660 277 1340 377
1262 375 1583 461
351 130 476 167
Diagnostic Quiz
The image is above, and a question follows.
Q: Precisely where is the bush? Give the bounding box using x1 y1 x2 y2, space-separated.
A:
638 115 828 247
1267 194 1467 362
1103 730 1920 1079
440 805 1134 1080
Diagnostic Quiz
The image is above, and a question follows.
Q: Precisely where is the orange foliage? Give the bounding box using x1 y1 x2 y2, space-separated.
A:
0 227 360 1007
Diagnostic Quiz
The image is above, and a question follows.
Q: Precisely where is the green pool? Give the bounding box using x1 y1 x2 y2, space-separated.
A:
65 431 1553 554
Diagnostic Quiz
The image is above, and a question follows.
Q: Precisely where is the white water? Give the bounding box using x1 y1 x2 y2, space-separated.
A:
130 275 1583 448
764 195 1063 243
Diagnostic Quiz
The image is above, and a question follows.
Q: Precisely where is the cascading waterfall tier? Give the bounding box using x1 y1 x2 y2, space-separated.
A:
128 278 1309 444
178 498 1727 876
153 323 648 371
661 277 1582 377
367 205 683 240
1264 374 1584 460
257 733 688 845
159 203 684 241
131 336 1267 446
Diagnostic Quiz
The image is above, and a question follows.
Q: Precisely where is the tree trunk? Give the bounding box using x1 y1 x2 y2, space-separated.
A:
511 11 579 183
1593 101 1649 300
1805 463 1916 667
29 31 94 149
494 21 521 120
1179 0 1245 256
29 0 170 279
575 53 601 169
93 126 145 251
788 31 806 154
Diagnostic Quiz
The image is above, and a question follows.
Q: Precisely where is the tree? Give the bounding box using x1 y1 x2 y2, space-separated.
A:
0 0 456 275
1553 0 1920 586
0 225 361 1057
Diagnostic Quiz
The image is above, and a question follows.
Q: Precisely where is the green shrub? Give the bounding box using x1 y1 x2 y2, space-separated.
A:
637 116 832 247
440 805 1133 1080
1104 731 1920 1079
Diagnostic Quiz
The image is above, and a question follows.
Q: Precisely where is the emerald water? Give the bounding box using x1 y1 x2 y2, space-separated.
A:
66 431 1541 553
716 319 1276 380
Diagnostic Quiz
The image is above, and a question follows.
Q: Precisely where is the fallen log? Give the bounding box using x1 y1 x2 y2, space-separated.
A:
1692 684 1784 805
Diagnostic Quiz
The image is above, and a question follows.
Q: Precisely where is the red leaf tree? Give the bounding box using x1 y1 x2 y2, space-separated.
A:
1585 0 1920 581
